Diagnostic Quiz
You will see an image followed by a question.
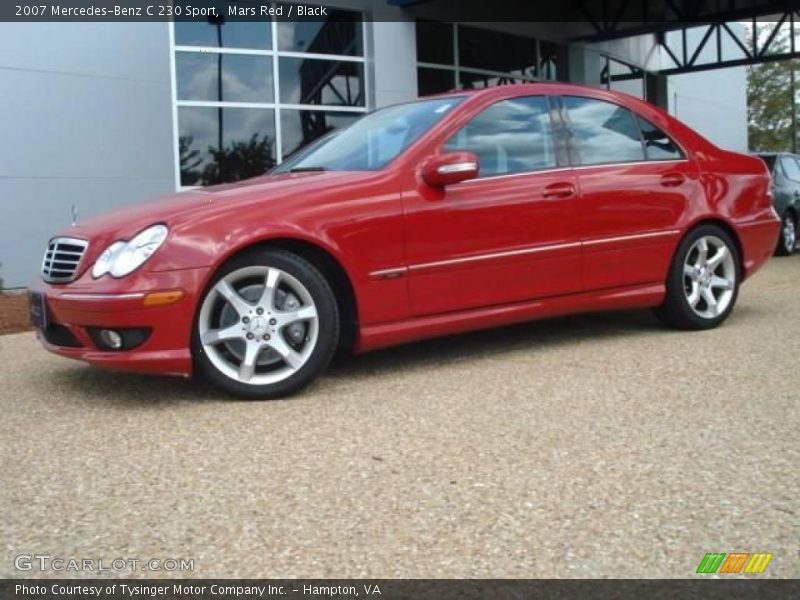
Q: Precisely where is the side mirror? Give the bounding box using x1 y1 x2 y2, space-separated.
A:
421 152 479 187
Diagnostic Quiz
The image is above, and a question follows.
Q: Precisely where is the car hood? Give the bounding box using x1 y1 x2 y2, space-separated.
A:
66 171 379 244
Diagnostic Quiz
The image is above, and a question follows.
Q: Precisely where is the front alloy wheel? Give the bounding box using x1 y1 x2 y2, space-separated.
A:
194 249 339 399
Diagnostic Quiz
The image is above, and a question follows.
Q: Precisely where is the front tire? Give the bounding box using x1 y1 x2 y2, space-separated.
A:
654 225 740 330
774 211 797 256
193 249 339 399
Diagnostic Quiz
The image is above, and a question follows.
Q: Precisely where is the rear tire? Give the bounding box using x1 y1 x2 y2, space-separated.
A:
192 248 339 399
654 224 740 330
774 211 797 256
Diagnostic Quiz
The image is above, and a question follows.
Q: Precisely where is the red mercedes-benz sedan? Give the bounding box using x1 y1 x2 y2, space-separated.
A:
29 84 779 398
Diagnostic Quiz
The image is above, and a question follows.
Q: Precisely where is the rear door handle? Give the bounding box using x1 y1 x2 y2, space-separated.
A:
543 182 576 200
661 173 685 187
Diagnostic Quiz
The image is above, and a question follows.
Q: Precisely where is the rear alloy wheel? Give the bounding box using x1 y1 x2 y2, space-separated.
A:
193 249 339 399
774 211 797 256
654 225 740 330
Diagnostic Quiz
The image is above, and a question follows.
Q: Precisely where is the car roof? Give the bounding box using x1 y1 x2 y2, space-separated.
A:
422 81 620 100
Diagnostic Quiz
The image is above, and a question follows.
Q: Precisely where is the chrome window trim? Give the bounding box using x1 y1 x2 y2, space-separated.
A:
583 229 680 247
454 158 690 186
408 241 582 272
370 229 681 277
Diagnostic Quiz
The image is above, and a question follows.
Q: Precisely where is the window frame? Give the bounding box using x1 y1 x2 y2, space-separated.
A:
556 95 689 168
169 4 370 191
439 95 564 180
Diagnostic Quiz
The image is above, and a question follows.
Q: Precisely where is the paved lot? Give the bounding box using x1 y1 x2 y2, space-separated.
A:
1 259 799 579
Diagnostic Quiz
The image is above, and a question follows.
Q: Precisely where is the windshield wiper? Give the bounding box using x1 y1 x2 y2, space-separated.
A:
289 166 329 172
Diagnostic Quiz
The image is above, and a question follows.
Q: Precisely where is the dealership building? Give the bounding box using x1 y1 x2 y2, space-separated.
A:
0 0 796 288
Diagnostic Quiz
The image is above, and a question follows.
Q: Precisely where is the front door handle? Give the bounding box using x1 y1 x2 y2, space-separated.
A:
661 173 685 187
543 182 577 200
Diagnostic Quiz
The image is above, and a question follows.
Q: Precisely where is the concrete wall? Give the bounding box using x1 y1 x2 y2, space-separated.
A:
0 22 175 288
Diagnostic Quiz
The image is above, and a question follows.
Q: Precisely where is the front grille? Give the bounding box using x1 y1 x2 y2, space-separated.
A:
41 237 89 283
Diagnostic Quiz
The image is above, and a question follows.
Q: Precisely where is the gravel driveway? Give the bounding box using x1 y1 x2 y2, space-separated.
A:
1 259 798 578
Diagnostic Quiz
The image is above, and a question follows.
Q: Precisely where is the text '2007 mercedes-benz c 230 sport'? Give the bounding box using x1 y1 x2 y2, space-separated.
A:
28 84 780 399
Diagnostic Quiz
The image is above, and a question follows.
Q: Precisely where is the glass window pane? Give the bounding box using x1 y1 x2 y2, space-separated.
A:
637 116 684 161
782 156 800 181
279 57 364 106
416 20 454 65
176 52 274 103
174 21 271 50
276 5 362 55
444 96 556 177
458 25 537 78
280 110 360 159
563 96 645 165
418 67 455 96
178 107 276 186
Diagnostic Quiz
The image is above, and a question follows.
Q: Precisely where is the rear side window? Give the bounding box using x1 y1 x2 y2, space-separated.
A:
562 96 645 165
781 156 800 182
443 96 556 177
636 116 685 161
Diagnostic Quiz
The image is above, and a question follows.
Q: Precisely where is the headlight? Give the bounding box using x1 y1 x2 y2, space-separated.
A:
92 224 169 279
91 241 126 278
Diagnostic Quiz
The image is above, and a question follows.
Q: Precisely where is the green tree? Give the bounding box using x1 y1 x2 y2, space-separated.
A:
201 134 276 186
179 135 203 186
747 24 800 152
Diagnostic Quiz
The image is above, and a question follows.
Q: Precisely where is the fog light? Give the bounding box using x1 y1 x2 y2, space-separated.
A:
99 329 123 349
87 326 152 351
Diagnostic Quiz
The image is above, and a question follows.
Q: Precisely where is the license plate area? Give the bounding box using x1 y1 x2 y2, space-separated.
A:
29 292 50 330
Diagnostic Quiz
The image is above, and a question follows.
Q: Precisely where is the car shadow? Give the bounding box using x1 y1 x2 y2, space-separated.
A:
330 308 662 379
52 308 667 405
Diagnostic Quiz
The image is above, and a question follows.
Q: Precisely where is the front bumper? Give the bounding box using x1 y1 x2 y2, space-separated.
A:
27 267 209 376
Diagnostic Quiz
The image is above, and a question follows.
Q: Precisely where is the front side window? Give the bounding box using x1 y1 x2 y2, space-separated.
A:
636 116 684 161
283 97 463 172
562 96 645 166
443 96 556 177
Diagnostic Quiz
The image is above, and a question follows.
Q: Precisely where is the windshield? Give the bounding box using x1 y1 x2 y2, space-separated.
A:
282 96 464 172
272 132 339 174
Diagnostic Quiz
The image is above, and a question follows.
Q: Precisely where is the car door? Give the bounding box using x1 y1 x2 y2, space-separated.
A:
402 95 582 316
559 95 703 291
